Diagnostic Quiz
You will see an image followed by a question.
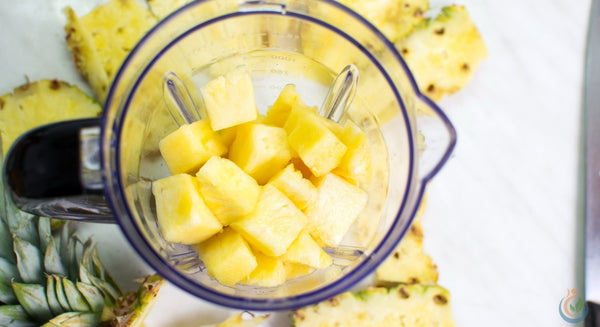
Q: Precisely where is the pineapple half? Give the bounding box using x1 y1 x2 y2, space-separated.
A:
293 284 455 326
0 79 101 155
395 5 488 103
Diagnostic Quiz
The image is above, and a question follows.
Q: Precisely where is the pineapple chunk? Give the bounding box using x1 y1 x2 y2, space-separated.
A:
230 184 307 257
284 263 315 280
158 120 227 175
267 164 317 211
64 0 157 103
194 228 257 286
280 230 332 269
264 84 306 127
244 252 287 287
304 173 368 246
284 104 347 177
196 156 260 225
200 69 258 131
0 79 101 154
151 174 222 244
395 5 487 102
331 120 372 186
228 123 292 184
293 284 455 326
337 0 428 42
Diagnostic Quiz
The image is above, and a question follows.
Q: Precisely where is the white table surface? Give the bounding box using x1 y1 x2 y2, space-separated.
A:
0 0 590 326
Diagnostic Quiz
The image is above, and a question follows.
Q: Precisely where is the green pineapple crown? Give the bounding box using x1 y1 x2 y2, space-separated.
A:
0 178 123 326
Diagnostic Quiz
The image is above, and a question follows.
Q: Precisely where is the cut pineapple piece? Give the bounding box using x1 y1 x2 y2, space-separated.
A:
280 230 332 269
331 120 372 186
284 104 347 177
158 120 227 175
337 0 429 42
245 252 286 287
304 173 367 246
194 228 257 286
395 5 487 102
64 0 157 103
267 164 317 211
152 174 222 244
293 284 455 326
264 84 306 127
284 263 315 281
231 184 307 257
196 156 260 225
228 123 292 184
0 79 101 154
200 69 258 131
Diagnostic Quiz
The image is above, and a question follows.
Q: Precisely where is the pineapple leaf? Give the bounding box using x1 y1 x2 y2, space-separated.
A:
0 304 34 327
90 246 122 296
52 276 71 312
0 217 15 264
45 276 64 317
13 237 43 284
0 257 19 303
11 282 53 322
75 282 104 313
44 237 68 276
61 278 90 312
9 211 39 248
37 218 52 256
41 311 101 327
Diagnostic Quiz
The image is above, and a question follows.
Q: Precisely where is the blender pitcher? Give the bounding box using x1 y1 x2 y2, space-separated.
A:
3 0 456 310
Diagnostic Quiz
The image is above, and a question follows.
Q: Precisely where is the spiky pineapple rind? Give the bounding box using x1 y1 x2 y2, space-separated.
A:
293 284 455 326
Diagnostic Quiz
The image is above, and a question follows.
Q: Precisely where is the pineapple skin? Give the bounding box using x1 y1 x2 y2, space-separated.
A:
64 0 157 103
0 79 101 154
293 284 455 327
395 5 487 102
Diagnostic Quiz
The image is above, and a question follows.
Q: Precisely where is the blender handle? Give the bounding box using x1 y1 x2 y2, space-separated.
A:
3 118 115 223
415 96 457 182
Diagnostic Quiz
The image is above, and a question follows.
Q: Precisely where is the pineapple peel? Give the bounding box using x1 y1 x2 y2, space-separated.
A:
0 79 101 154
395 5 488 102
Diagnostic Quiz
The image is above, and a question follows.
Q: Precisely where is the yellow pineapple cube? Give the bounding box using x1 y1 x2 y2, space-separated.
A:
332 120 372 186
267 164 317 211
228 123 292 184
196 156 260 225
304 173 368 246
230 184 307 256
152 174 222 244
193 228 257 286
244 251 287 287
280 230 332 269
264 84 305 127
158 120 227 175
284 263 315 280
284 104 347 177
200 69 258 131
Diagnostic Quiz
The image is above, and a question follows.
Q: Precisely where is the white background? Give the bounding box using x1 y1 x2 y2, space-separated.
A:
0 0 590 326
